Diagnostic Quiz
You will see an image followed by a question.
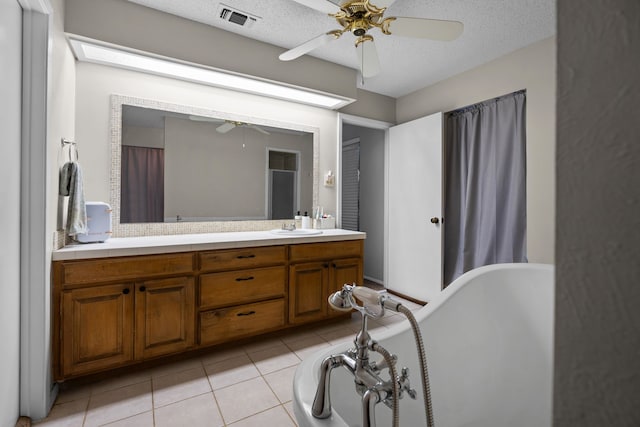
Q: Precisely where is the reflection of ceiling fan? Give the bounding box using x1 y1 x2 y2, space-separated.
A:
188 116 271 135
279 0 463 78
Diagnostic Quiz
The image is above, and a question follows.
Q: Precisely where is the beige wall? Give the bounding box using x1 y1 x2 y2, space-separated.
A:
75 62 339 222
396 37 556 264
554 0 640 424
63 0 396 124
122 126 164 149
162 117 313 220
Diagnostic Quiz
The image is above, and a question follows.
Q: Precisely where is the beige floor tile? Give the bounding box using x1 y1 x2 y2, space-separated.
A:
283 401 299 427
152 366 211 408
316 326 356 346
54 383 92 405
102 410 154 426
151 356 204 379
248 343 301 375
242 336 285 354
309 319 353 335
279 328 319 345
84 381 152 427
214 377 279 424
204 353 260 390
33 398 88 426
286 335 332 361
91 368 152 396
228 405 296 427
263 365 298 403
154 392 224 427
200 347 246 366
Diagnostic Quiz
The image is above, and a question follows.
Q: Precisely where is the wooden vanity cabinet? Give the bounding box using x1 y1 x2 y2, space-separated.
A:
53 253 196 379
288 240 363 324
61 283 135 377
198 246 287 346
135 276 195 360
53 239 363 380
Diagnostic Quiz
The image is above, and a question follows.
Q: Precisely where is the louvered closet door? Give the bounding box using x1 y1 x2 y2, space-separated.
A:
341 140 360 231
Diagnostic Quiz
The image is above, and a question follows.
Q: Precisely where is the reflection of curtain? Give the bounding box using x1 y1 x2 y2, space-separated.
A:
121 146 164 223
444 90 527 286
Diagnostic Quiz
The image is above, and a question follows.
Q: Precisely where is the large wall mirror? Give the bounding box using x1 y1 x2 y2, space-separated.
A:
110 95 319 237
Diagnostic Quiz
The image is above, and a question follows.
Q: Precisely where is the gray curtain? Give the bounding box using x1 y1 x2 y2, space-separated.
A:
121 146 164 223
444 90 527 285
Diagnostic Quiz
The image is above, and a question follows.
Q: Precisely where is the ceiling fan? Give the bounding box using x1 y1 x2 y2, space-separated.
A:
279 0 463 78
188 116 271 135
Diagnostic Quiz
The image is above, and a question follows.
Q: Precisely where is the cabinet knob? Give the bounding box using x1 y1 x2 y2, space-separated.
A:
122 288 130 294
139 286 146 292
430 217 440 224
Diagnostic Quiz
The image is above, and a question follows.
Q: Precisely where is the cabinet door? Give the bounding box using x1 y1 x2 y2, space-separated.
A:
135 276 195 359
62 284 134 377
289 262 329 324
329 258 363 317
330 257 363 295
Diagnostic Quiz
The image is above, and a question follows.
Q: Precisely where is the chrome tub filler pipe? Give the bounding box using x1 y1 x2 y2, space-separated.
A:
312 284 434 427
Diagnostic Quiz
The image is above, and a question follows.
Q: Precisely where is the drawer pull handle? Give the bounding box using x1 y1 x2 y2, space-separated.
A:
237 310 256 317
237 255 256 259
236 276 255 282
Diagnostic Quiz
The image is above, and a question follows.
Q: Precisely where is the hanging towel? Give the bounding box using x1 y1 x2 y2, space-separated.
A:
59 161 88 236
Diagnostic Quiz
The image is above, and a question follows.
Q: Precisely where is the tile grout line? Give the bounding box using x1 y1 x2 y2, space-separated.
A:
48 309 425 426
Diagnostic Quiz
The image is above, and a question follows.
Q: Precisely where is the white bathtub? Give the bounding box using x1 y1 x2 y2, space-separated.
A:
293 263 554 427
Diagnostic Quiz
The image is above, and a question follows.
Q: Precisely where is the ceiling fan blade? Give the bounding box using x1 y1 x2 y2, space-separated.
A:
289 0 341 15
356 39 381 78
279 32 338 61
246 124 271 135
370 0 398 8
216 122 236 134
387 17 464 41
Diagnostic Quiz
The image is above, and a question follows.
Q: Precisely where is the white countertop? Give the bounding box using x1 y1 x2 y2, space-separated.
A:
52 229 366 261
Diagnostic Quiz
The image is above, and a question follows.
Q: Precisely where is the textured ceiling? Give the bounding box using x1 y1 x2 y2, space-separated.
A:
126 0 556 98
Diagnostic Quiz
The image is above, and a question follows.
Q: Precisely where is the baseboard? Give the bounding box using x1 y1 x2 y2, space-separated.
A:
363 275 384 285
16 417 31 427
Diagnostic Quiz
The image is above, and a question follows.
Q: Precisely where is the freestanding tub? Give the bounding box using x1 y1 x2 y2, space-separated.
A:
293 263 554 427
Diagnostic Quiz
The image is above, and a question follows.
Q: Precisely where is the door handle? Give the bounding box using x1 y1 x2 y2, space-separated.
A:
430 217 440 224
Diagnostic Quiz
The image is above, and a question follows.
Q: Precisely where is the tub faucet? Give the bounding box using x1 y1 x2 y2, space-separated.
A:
312 284 416 427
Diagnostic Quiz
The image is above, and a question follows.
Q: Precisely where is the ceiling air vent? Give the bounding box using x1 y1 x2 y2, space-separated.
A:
217 4 259 28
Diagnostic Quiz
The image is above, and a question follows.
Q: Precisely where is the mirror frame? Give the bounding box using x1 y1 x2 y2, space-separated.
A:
110 94 319 237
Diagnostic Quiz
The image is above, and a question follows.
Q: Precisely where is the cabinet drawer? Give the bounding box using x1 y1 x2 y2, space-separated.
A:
60 253 194 286
199 266 285 309
200 299 285 345
289 240 363 262
199 246 286 272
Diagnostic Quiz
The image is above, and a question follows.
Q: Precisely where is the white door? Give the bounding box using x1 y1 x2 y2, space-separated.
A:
387 113 442 302
0 0 23 424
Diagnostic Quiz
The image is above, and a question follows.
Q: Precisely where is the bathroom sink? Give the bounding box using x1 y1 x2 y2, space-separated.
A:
270 229 323 236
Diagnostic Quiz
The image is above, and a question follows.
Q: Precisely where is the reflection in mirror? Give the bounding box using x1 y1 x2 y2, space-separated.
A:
120 105 314 223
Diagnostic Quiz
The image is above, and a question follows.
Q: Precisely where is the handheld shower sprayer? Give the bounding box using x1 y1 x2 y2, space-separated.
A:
328 283 404 318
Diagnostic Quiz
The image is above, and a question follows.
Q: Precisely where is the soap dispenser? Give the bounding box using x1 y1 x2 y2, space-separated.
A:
301 211 311 229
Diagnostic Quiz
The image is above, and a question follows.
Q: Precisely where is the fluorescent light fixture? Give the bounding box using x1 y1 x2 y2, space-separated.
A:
67 35 354 110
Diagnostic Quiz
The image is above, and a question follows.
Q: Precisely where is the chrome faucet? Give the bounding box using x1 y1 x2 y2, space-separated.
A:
281 222 296 231
312 284 417 427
